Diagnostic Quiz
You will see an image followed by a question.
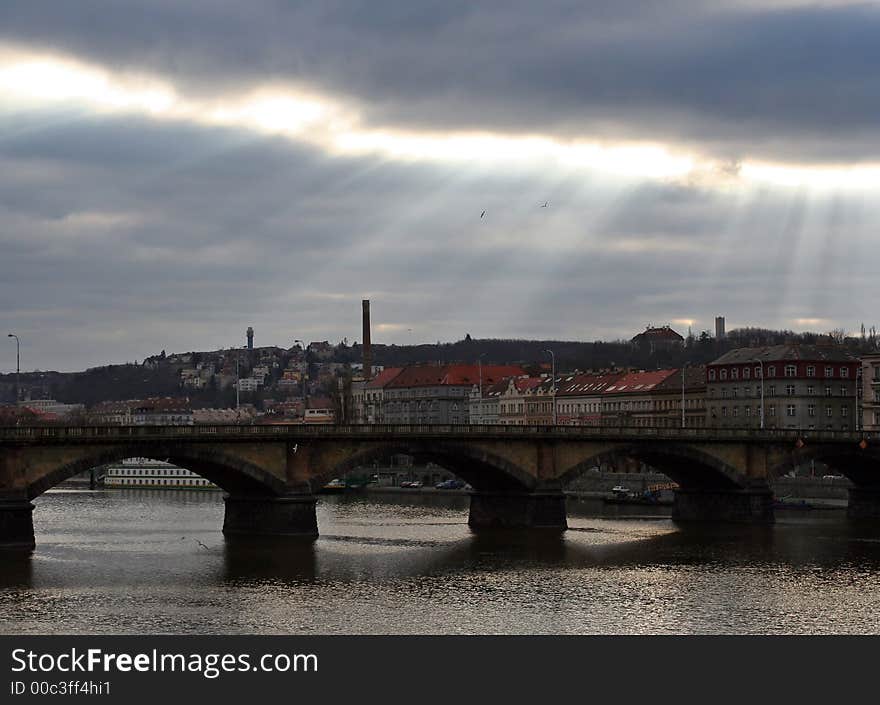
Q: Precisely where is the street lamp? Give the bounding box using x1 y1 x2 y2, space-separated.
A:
7 333 20 403
477 352 487 425
753 357 765 430
544 349 557 425
478 352 487 396
681 362 687 429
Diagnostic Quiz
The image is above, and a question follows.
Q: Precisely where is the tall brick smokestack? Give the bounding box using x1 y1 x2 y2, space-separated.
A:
362 299 372 381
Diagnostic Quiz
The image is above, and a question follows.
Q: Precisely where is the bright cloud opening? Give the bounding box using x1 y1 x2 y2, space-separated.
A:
2 45 879 191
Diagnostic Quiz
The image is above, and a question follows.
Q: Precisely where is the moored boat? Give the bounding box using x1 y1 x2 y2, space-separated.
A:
320 478 347 494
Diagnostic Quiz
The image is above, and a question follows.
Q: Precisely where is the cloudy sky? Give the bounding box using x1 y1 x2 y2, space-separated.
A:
2 0 879 372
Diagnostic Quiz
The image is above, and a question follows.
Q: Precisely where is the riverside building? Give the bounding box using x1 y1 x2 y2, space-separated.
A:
706 344 859 430
861 352 880 431
382 364 525 425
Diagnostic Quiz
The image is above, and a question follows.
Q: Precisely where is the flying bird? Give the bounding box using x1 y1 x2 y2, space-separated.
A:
540 201 549 208
480 210 486 218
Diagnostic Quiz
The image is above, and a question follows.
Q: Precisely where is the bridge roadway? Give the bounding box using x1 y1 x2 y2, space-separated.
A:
1 424 879 549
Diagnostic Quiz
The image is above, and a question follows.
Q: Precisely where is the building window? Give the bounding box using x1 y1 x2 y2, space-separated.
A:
743 368 750 380
708 369 716 381
722 388 728 399
807 385 814 396
826 406 833 418
722 407 727 416
768 405 776 417
825 386 833 397
808 404 816 417
841 367 849 378
840 385 848 397
731 368 739 380
745 406 751 416
786 385 795 396
786 404 796 417
767 366 776 377
768 385 776 397
720 369 728 380
842 406 848 417
825 366 833 377
755 366 762 378
806 366 816 377
785 365 796 377
732 407 738 417
732 388 738 398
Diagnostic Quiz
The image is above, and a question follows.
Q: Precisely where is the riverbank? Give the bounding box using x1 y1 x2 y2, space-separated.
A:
362 484 848 509
57 470 855 507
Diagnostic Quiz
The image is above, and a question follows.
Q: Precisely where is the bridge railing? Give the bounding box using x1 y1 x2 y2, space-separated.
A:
0 423 877 444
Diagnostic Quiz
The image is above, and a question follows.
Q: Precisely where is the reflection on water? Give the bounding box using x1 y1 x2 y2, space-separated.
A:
2 489 880 634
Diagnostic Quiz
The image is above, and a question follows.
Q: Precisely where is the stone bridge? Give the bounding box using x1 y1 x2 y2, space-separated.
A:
1 424 879 549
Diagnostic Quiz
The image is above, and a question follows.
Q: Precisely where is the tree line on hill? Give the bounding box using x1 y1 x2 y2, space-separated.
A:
1 325 877 407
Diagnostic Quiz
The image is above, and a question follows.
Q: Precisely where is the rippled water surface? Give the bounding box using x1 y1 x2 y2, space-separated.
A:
3 489 880 634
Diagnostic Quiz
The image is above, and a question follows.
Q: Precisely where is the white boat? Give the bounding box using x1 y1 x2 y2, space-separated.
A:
319 478 347 494
103 457 218 490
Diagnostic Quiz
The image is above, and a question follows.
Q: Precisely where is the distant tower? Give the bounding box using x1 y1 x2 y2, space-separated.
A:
362 299 372 381
715 316 726 340
246 326 254 350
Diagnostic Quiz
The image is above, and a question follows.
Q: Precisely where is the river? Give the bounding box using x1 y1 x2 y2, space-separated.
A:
2 489 880 634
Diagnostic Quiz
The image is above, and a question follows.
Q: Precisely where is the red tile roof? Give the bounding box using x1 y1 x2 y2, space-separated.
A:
385 364 526 389
603 369 678 394
555 372 626 397
513 376 545 393
365 367 404 389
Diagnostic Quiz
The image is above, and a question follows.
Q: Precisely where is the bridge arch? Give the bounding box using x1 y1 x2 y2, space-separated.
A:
26 443 287 499
768 445 880 486
557 442 749 490
312 440 538 494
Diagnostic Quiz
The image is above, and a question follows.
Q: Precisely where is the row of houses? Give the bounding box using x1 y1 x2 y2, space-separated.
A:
0 396 338 426
351 364 708 428
4 345 877 431
351 344 878 431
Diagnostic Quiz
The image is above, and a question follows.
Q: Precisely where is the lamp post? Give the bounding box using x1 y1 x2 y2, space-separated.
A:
754 358 765 430
7 333 20 403
477 352 487 425
681 363 687 429
544 349 556 425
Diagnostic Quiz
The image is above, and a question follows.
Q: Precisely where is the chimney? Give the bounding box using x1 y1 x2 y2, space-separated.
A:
362 299 372 381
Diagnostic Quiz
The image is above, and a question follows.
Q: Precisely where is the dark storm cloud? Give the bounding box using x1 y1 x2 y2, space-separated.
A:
2 3 879 372
2 1 880 162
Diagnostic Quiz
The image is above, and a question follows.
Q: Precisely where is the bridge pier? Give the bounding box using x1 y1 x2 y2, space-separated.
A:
672 487 774 523
468 490 567 530
0 496 35 550
847 487 880 519
223 494 318 539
